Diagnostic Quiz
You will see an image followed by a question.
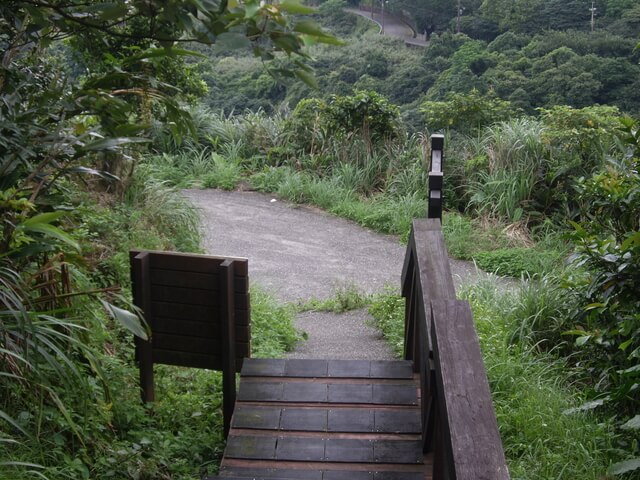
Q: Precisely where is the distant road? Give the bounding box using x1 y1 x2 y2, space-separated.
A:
345 7 428 47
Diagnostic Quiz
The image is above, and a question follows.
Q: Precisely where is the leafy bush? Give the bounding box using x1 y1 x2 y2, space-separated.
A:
473 247 556 278
421 89 519 134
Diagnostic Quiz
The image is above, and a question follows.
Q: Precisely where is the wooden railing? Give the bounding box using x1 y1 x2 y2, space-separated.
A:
401 219 510 479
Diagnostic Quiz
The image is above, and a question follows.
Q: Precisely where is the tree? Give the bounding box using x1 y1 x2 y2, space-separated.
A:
0 1 336 474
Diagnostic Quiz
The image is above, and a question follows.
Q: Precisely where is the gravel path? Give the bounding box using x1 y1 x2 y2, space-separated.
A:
345 8 428 47
184 189 494 360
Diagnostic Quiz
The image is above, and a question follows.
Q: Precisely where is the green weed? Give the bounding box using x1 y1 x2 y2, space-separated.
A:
299 283 371 313
369 282 621 479
250 287 300 357
473 247 560 278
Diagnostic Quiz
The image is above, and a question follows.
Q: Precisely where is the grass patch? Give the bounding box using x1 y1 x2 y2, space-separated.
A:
368 291 405 357
369 282 620 479
473 247 559 278
298 282 371 313
251 287 301 357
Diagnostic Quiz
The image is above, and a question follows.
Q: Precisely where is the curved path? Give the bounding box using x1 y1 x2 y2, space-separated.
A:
184 189 491 359
345 8 428 47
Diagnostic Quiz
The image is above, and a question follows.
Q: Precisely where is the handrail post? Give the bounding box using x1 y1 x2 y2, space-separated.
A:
427 134 444 220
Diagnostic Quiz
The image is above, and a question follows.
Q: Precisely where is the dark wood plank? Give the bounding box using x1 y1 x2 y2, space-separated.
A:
152 332 221 354
241 358 286 377
232 406 282 430
225 435 276 460
431 300 510 480
328 408 373 433
153 318 251 342
413 218 456 297
280 408 327 431
282 382 328 402
151 302 250 325
150 285 249 309
372 384 417 405
150 269 220 289
325 438 373 463
327 360 371 378
149 269 248 293
373 440 423 464
132 251 154 402
374 410 421 434
238 382 283 402
374 473 424 480
221 259 236 438
219 467 322 479
276 436 325 461
144 250 247 274
284 359 328 377
327 384 373 404
324 471 373 480
369 360 413 379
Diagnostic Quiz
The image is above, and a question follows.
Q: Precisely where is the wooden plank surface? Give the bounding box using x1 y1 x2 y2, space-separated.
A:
242 359 413 380
220 358 431 480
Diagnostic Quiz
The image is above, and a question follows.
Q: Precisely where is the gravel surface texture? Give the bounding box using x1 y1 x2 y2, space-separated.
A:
184 189 502 360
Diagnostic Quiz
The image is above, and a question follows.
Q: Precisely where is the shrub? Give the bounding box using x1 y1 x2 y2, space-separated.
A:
421 89 519 134
474 247 555 278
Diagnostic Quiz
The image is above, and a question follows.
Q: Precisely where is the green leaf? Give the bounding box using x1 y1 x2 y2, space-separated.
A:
585 302 605 311
622 232 640 249
83 137 149 152
621 415 640 430
608 458 640 475
619 338 633 351
293 20 326 36
0 410 30 439
576 335 591 346
100 300 148 340
619 364 640 375
47 389 84 447
244 0 260 18
21 212 65 226
294 69 318 89
21 223 80 252
279 0 316 14
293 21 343 45
122 47 206 65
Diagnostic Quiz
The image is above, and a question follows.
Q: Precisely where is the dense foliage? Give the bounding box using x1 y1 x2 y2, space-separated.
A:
200 1 640 124
2 0 640 477
0 1 328 477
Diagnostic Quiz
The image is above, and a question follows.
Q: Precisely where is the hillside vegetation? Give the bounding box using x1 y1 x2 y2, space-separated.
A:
1 0 639 478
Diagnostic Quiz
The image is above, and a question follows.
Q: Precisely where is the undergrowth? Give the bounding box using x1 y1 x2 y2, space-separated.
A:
368 282 622 479
297 282 372 313
0 176 299 480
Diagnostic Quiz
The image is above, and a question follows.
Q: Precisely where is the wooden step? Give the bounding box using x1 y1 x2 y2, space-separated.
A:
217 359 431 480
211 467 428 479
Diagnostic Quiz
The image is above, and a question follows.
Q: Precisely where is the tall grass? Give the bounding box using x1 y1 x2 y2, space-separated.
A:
467 119 548 222
368 281 621 479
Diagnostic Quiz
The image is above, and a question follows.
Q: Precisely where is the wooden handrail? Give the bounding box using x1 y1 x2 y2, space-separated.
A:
401 219 509 479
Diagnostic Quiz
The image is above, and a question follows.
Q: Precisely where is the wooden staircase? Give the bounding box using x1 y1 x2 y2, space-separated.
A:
207 358 432 480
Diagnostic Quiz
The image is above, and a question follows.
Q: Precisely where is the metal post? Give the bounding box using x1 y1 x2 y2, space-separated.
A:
427 134 444 220
381 0 385 34
589 1 597 32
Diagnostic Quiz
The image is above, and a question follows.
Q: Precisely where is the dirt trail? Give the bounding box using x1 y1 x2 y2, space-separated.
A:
184 189 497 359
